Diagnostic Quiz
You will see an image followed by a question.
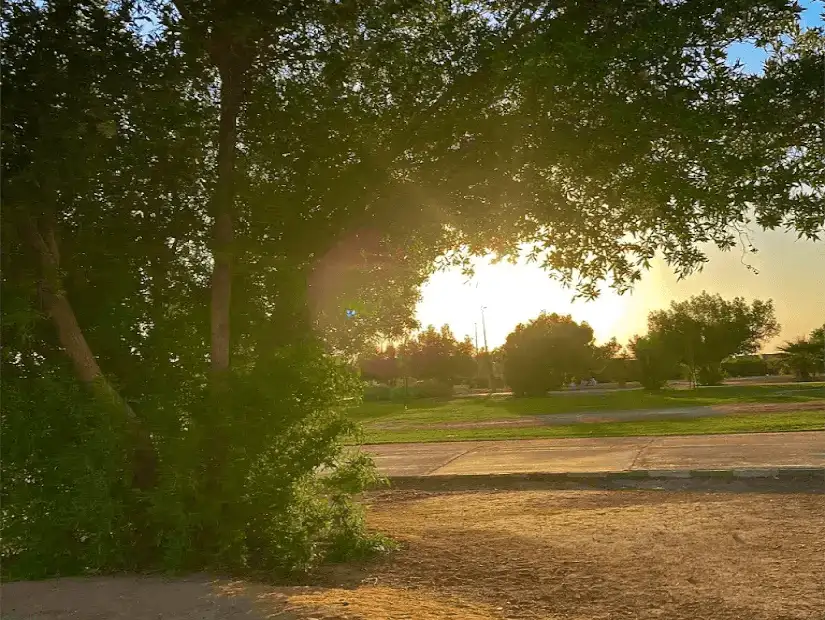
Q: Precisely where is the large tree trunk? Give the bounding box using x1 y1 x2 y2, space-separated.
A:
23 215 156 489
209 59 244 374
46 289 132 406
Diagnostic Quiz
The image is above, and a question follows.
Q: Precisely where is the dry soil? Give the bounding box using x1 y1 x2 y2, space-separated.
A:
3 490 824 620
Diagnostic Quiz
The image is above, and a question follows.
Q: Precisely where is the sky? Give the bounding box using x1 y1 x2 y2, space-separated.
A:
415 1 825 353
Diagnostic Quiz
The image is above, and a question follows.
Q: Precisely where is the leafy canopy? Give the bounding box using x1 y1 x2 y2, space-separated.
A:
779 322 825 381
399 325 477 384
646 292 780 385
2 0 823 579
501 312 597 396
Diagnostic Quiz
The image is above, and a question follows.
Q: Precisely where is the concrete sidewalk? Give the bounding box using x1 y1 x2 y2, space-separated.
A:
364 431 825 477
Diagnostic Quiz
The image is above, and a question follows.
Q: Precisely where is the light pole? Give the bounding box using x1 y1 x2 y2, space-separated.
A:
480 306 491 391
480 306 489 352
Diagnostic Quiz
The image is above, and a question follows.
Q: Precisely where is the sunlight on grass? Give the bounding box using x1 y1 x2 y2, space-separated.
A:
350 383 825 427
360 411 825 444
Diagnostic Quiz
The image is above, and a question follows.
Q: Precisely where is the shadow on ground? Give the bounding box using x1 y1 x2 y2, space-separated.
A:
4 490 824 620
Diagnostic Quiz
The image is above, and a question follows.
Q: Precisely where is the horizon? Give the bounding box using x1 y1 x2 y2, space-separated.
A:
416 228 825 354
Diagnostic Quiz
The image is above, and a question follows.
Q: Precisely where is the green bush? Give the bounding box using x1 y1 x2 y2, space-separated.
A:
469 377 490 389
413 379 454 399
363 383 393 401
362 380 455 402
696 364 725 386
721 356 769 378
1 368 138 580
593 357 640 386
146 343 387 575
502 313 596 397
2 343 387 581
629 334 677 391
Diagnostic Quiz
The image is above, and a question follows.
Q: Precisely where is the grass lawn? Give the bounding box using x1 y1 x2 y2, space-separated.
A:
348 382 825 443
360 410 825 443
350 382 825 425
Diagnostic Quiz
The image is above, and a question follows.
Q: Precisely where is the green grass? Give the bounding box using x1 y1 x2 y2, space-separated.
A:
350 383 825 427
360 411 825 444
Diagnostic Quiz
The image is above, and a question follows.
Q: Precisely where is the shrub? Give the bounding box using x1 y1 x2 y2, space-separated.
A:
629 334 677 391
2 343 387 581
1 368 138 580
469 376 490 389
696 364 725 386
502 313 596 397
721 356 769 378
414 379 454 399
779 336 824 382
363 383 393 401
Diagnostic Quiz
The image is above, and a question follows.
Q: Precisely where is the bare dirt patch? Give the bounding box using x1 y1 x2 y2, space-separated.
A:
4 491 824 620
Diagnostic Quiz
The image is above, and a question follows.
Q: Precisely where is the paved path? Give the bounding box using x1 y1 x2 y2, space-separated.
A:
364 431 825 477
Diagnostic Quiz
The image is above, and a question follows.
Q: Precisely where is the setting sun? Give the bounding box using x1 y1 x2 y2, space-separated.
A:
417 227 825 352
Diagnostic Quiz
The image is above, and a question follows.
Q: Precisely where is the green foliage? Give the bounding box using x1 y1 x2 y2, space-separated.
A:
696 364 726 386
399 325 477 384
413 379 455 399
628 334 678 391
721 355 771 378
1 368 137 580
3 0 823 583
646 293 780 386
359 346 401 384
363 379 454 402
363 382 394 402
779 324 825 381
2 345 385 580
502 313 596 396
594 355 640 386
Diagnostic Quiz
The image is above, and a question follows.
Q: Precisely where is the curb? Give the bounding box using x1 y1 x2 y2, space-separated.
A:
382 467 825 493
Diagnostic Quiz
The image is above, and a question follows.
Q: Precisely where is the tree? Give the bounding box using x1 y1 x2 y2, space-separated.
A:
590 339 637 386
399 325 476 385
3 0 822 579
358 345 401 384
646 293 780 386
628 333 679 390
1 0 383 579
779 323 825 381
501 313 596 396
721 355 770 378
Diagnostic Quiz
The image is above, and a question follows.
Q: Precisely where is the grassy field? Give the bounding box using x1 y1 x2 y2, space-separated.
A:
361 410 825 443
350 382 825 443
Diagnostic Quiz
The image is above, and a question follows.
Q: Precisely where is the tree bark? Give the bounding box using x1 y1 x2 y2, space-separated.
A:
23 214 156 489
209 59 244 374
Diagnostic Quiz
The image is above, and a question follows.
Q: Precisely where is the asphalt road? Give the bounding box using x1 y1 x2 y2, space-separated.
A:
363 431 825 476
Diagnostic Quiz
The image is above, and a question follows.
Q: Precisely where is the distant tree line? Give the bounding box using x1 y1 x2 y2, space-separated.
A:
358 293 823 398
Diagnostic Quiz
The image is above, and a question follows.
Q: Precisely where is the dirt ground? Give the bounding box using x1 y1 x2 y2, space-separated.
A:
4 490 824 620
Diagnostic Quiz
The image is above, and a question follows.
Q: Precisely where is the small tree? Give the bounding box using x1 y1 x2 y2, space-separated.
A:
628 334 678 390
647 293 780 386
358 345 401 383
779 324 825 381
501 313 596 397
454 336 478 383
399 325 476 385
721 355 769 378
590 338 623 382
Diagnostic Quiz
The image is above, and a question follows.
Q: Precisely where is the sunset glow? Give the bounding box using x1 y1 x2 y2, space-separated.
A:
417 228 825 352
